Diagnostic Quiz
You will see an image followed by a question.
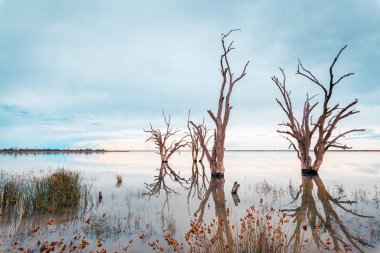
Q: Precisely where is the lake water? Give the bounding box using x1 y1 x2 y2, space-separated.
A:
0 151 379 252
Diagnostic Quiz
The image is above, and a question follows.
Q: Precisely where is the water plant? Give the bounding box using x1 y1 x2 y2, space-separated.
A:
33 170 83 212
0 169 88 217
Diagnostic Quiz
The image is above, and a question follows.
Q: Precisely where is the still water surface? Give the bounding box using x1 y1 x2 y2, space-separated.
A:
0 151 379 252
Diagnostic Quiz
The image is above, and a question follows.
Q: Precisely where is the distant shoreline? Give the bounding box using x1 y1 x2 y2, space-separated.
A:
0 149 130 155
0 148 379 155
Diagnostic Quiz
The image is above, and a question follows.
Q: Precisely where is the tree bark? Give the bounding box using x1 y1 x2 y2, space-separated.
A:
191 29 249 176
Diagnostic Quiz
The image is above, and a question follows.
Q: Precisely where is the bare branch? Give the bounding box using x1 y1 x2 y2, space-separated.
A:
145 113 189 161
280 135 300 160
297 60 327 95
333 73 354 86
325 129 365 151
190 121 213 164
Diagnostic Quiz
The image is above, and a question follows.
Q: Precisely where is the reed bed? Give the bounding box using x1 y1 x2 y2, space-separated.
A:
0 170 89 217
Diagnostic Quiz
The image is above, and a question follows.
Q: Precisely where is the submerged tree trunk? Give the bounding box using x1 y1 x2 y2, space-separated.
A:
298 142 312 170
191 29 249 176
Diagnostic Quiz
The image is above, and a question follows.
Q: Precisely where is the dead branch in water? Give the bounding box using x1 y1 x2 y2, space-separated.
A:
144 112 189 162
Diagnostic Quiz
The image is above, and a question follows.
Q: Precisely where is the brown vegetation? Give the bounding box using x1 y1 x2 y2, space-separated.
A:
0 170 87 217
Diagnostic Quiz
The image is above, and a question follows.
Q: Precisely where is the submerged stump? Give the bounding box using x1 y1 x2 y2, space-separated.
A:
301 169 319 176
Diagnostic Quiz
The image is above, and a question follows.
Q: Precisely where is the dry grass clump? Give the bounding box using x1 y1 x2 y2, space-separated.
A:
34 170 83 212
0 170 88 217
1 178 21 211
182 206 294 253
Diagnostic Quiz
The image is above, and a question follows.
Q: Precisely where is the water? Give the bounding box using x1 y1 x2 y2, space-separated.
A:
0 151 379 252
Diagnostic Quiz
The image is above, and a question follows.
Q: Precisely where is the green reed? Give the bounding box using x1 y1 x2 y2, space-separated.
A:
0 170 88 217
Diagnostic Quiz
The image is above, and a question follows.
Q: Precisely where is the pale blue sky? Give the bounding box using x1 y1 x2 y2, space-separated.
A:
0 0 379 150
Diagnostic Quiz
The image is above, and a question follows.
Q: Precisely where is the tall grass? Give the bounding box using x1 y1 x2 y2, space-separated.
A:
0 170 88 217
34 170 82 212
1 180 18 211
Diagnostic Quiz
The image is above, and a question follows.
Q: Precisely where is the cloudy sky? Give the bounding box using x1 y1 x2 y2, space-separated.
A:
0 0 379 150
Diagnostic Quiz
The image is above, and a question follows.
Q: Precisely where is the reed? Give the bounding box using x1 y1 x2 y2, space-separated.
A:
34 170 82 212
0 170 88 217
1 177 22 212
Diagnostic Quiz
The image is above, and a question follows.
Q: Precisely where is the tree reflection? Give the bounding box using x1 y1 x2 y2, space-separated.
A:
187 161 209 202
193 177 233 252
282 175 375 253
143 163 189 211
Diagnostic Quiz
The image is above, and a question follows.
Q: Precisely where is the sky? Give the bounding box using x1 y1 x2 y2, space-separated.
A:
0 0 379 150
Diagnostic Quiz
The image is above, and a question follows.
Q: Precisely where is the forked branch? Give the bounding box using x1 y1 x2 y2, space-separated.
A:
144 112 190 162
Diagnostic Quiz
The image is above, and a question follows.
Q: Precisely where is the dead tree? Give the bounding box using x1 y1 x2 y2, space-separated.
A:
186 111 201 163
187 112 212 163
191 29 249 175
144 112 189 163
273 46 364 172
198 124 212 163
272 70 318 171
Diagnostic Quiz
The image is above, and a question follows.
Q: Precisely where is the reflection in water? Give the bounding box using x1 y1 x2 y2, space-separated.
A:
0 152 379 252
282 175 375 253
0 206 88 247
143 163 189 211
187 175 377 252
187 161 209 201
231 192 240 206
193 177 233 252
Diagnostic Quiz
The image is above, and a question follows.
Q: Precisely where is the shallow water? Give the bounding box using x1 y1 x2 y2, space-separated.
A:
0 151 379 252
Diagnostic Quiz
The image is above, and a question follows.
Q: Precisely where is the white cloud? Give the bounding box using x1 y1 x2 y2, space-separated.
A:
0 0 379 149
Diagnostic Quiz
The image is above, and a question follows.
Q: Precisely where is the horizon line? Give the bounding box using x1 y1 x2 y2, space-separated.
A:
1 148 380 153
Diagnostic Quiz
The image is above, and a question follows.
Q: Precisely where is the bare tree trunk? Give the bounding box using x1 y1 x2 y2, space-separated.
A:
191 29 249 176
299 142 312 170
186 111 204 163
